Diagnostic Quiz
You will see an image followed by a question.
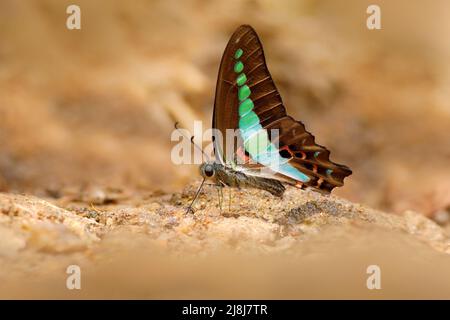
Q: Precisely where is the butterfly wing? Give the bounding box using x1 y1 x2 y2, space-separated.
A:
212 25 351 192
212 26 246 165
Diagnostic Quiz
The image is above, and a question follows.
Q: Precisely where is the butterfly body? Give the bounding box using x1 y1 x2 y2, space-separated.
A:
199 162 285 197
187 25 351 212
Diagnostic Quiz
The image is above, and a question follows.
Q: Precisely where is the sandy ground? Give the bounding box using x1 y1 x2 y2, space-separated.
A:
1 185 449 299
1 0 450 299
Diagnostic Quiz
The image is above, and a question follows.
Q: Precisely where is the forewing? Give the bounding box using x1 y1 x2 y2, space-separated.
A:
213 25 351 192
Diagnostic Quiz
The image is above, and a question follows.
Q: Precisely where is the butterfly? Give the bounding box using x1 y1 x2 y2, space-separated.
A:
186 25 351 212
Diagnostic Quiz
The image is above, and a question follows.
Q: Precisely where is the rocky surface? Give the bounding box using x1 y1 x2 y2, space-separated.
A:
1 185 449 299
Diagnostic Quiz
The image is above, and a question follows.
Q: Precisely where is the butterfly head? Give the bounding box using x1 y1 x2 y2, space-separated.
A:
199 162 217 179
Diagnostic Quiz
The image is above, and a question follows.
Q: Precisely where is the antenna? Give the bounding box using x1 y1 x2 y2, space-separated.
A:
174 122 210 161
174 122 210 214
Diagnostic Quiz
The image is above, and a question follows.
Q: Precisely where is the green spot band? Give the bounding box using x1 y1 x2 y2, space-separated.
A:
245 130 270 157
236 73 247 86
238 85 251 101
240 124 263 143
234 48 243 59
239 98 254 117
266 143 279 153
234 61 244 73
239 111 259 129
232 50 308 182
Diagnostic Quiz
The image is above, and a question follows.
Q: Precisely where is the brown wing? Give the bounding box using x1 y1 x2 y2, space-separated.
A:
212 26 248 164
213 25 351 192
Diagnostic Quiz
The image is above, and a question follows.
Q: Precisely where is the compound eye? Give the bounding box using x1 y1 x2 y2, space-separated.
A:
204 165 214 177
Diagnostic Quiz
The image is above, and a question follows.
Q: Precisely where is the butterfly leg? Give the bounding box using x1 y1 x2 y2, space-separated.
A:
217 185 223 213
216 180 227 213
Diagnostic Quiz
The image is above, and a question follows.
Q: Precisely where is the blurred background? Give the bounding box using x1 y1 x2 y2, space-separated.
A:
0 0 449 218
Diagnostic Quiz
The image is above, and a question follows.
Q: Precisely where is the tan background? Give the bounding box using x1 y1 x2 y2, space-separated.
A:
1 0 450 215
1 0 450 299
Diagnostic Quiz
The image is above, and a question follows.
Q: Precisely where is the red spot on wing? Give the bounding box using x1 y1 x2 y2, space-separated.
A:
317 177 324 188
236 146 251 163
279 145 294 157
295 182 304 189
